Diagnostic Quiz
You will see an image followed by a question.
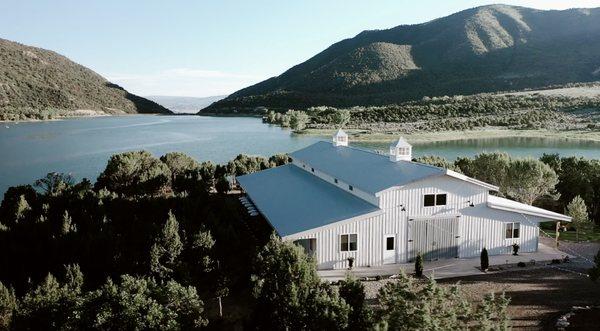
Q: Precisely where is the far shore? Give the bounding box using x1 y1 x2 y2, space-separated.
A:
297 128 600 144
0 112 172 124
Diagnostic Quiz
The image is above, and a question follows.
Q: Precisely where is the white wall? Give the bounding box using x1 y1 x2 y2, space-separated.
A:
284 174 542 270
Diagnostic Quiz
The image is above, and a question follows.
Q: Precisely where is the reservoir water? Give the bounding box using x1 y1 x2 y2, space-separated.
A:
1 115 599 196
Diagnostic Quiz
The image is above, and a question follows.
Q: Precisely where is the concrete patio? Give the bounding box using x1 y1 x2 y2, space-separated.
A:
318 243 573 281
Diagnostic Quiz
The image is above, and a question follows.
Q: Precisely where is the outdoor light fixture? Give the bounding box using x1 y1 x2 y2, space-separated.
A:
398 204 406 211
467 200 475 207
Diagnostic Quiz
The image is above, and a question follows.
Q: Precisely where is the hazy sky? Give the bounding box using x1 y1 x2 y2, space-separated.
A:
1 0 598 97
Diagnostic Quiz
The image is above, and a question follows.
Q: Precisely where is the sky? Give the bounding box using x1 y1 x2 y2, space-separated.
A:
1 0 598 97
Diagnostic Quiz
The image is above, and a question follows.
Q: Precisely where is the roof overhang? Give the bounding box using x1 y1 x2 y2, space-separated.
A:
445 170 499 191
487 196 572 222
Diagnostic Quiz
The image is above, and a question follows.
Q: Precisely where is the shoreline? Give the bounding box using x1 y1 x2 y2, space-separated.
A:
0 112 172 124
296 128 600 144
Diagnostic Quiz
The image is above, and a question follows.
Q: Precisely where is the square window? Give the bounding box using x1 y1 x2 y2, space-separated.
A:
349 185 353 191
340 234 349 251
505 223 514 239
424 194 435 207
349 234 357 251
513 223 520 238
386 237 394 250
334 178 339 184
436 194 447 206
311 168 314 172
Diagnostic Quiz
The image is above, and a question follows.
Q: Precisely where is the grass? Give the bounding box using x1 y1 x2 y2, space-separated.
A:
541 223 600 242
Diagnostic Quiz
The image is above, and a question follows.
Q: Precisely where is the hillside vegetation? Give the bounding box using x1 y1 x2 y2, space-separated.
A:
206 5 600 110
0 38 171 121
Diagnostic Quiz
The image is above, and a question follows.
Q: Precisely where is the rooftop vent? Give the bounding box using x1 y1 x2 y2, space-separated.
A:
332 129 348 147
389 137 412 162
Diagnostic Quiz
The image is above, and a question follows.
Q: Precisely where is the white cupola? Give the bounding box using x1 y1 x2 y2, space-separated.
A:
389 137 412 162
332 129 348 147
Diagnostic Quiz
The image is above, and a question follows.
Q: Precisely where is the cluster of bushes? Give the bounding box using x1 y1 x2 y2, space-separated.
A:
0 107 73 121
261 93 600 132
263 109 310 131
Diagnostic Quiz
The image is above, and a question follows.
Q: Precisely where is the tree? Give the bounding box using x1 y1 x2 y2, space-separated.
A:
14 194 31 222
0 281 16 329
414 155 460 172
481 247 489 271
215 176 230 194
288 110 310 131
34 172 74 196
505 158 558 205
456 153 511 193
415 253 424 277
95 151 172 196
82 275 207 330
338 276 373 330
567 196 591 241
333 109 351 127
251 234 349 330
150 211 183 279
160 152 201 193
377 272 510 330
61 210 75 235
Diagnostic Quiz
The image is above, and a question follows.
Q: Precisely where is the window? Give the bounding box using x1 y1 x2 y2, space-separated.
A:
311 167 314 172
340 234 357 251
386 237 394 250
436 194 447 206
424 193 446 207
424 194 435 206
334 178 338 184
349 185 353 191
505 222 520 239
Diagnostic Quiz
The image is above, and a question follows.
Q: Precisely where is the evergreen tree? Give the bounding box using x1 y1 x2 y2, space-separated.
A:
338 275 373 330
415 253 424 277
0 281 17 329
150 211 183 279
566 195 591 241
251 234 349 330
215 176 230 194
61 210 74 235
14 194 31 222
481 247 489 271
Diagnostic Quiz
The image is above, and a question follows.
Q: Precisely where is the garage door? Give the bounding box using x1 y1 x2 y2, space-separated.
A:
407 217 459 261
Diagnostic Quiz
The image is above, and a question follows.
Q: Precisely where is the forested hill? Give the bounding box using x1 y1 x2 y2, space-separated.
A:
205 5 600 111
0 38 172 121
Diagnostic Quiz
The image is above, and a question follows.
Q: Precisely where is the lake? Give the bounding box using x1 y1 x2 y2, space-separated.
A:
1 115 599 196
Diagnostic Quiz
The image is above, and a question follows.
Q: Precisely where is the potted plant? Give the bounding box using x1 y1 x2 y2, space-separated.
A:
347 257 354 270
512 243 520 256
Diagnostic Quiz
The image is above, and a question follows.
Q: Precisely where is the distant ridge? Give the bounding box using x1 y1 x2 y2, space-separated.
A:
147 95 227 113
0 38 171 120
206 5 600 110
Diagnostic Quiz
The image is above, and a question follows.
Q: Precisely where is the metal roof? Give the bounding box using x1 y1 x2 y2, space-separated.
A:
289 141 445 195
487 195 572 222
237 164 381 236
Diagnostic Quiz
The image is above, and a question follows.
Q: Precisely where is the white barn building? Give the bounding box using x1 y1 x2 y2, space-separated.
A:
237 130 571 270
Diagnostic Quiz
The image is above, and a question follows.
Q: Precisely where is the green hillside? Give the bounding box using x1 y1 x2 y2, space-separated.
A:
205 5 600 111
0 38 172 121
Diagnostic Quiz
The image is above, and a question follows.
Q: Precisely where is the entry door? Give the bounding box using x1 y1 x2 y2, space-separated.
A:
408 218 458 261
383 235 396 264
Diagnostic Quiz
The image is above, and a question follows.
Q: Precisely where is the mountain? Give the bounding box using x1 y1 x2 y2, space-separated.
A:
146 95 226 113
206 5 600 111
0 38 171 120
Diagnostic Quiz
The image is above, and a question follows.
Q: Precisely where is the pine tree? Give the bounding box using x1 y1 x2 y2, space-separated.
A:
415 253 424 277
15 194 31 222
150 211 183 279
0 281 17 329
61 210 74 235
481 247 489 271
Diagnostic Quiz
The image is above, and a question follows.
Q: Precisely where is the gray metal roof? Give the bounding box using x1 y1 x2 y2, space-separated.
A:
237 164 381 236
289 141 445 195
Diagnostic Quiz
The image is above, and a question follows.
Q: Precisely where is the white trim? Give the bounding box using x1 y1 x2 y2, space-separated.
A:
445 170 499 191
408 213 461 221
